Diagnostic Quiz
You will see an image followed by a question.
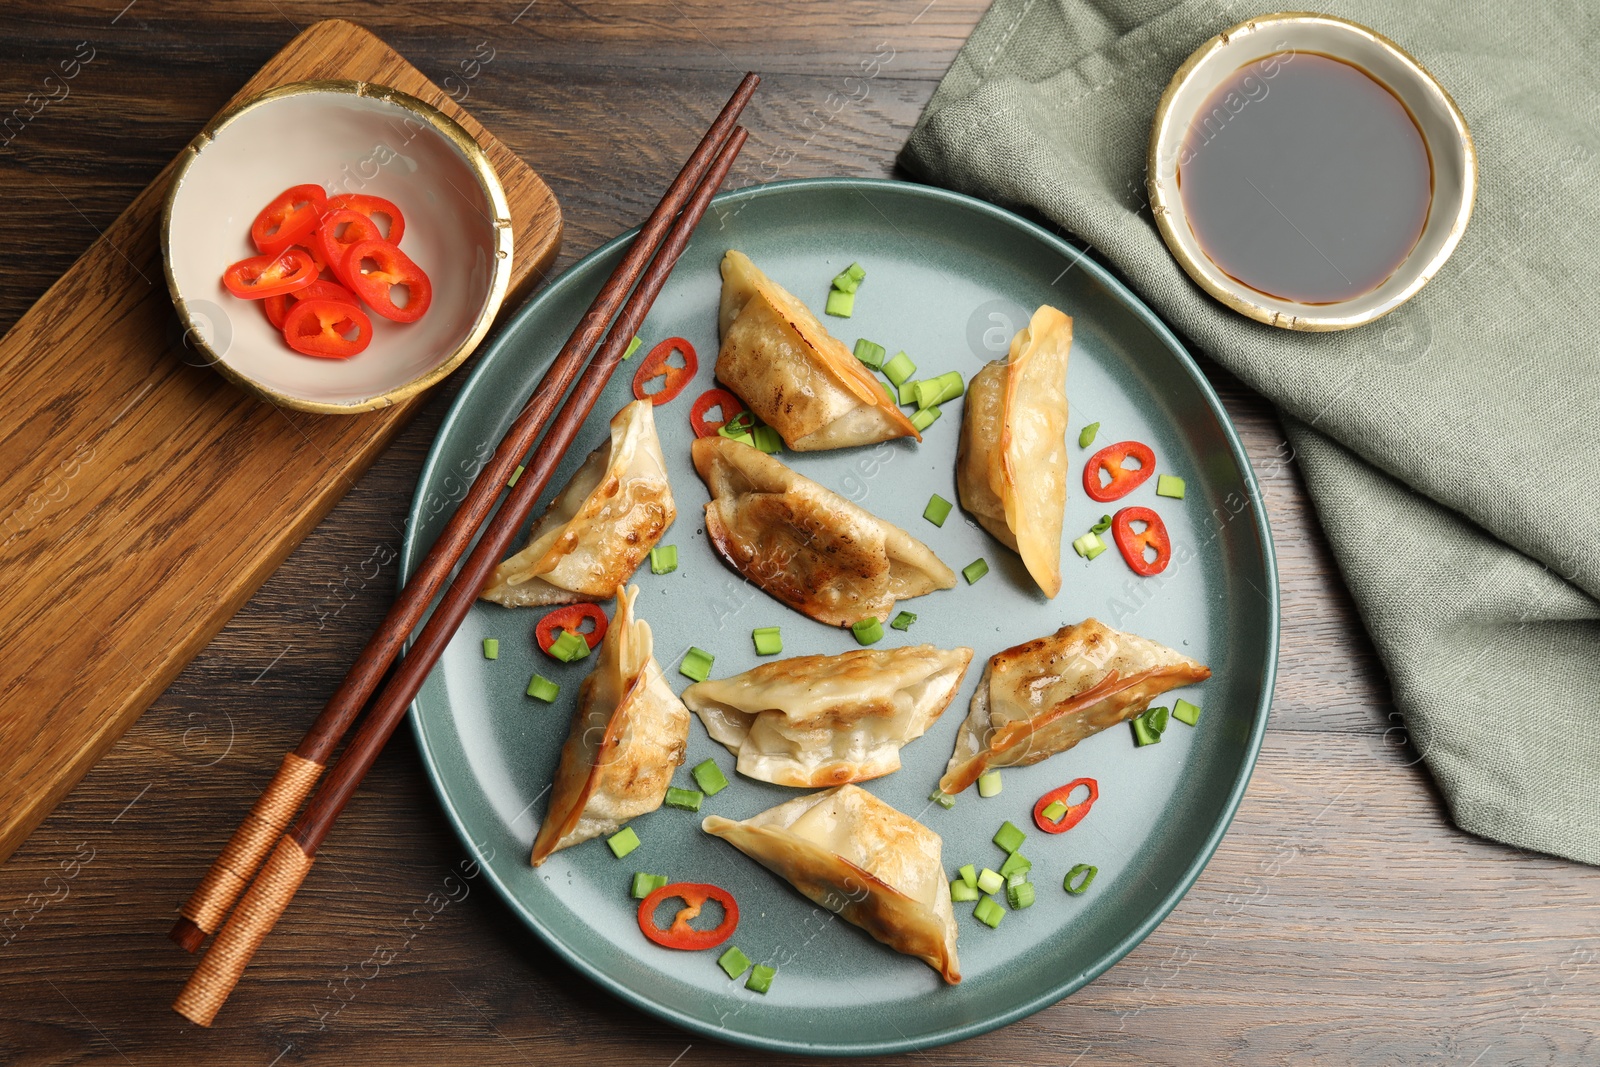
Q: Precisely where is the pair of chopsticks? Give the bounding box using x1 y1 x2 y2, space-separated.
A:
170 72 760 1027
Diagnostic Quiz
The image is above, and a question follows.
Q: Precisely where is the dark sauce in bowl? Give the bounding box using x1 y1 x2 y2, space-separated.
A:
1178 52 1432 305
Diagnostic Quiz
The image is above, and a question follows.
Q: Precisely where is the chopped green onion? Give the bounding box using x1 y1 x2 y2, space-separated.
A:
851 617 884 646
718 411 756 438
998 851 1032 880
976 868 1004 895
977 770 1002 797
1007 881 1036 909
1072 531 1105 559
950 879 981 903
1079 422 1100 448
1148 705 1170 732
548 629 591 663
718 945 751 980
622 335 643 360
1090 514 1113 534
526 674 560 702
631 871 668 898
508 464 525 487
912 379 940 410
664 786 704 811
1064 863 1099 895
752 626 783 656
844 261 866 283
910 406 941 432
607 826 640 858
882 351 917 386
929 789 955 809
896 379 917 405
650 544 679 574
915 371 964 409
882 381 898 406
963 558 989 585
853 338 886 368
692 758 730 796
1006 870 1030 890
1173 698 1202 726
831 270 860 294
751 425 784 454
680 646 714 682
482 638 499 660
723 431 755 447
974 896 1006 928
993 821 1026 854
958 865 977 888
1041 800 1068 822
824 289 855 317
1156 474 1186 499
1131 705 1169 747
923 493 953 527
746 963 776 994
890 611 917 631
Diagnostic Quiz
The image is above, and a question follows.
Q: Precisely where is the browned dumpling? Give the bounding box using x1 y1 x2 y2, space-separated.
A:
703 785 960 983
481 400 674 607
530 585 690 865
940 618 1211 794
691 435 956 626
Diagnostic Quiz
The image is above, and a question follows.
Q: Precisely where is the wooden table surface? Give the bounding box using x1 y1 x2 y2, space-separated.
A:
1 3 1593 1065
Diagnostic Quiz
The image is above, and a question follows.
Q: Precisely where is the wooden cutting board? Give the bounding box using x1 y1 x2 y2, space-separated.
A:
0 19 562 864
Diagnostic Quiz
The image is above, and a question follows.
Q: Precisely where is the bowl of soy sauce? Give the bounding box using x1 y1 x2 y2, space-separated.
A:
1147 13 1475 331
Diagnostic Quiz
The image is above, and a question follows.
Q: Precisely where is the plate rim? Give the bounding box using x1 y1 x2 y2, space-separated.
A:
400 175 1281 1056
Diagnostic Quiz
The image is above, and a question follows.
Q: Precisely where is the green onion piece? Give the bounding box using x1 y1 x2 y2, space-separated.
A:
913 379 941 410
950 879 981 903
631 871 668 899
824 289 855 318
1006 870 1030 890
724 431 755 447
1041 800 1068 822
718 411 756 438
1072 531 1104 559
1130 711 1162 747
1079 422 1100 448
976 868 1004 895
718 945 752 980
1007 881 1037 910
909 406 941 433
891 611 918 631
508 464 525 487
746 963 776 995
882 381 898 406
1085 538 1108 561
974 896 1006 928
1156 474 1186 499
664 786 704 811
548 629 591 663
993 820 1026 854
692 758 730 796
851 617 884 646
622 335 643 360
882 351 917 386
1173 698 1202 726
916 371 964 408
929 789 955 809
680 646 715 682
831 270 860 294
844 261 866 283
752 626 783 656
750 425 784 454
896 379 917 405
923 494 952 527
853 338 886 369
958 864 977 888
1090 514 1113 534
1064 863 1099 895
998 851 1032 880
650 544 678 575
526 674 560 702
962 558 989 585
977 770 1002 797
607 826 640 858
483 638 499 660
1148 705 1170 733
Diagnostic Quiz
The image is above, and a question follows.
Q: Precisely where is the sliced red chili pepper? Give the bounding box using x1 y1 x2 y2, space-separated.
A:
689 388 747 438
262 279 359 331
1083 440 1157 502
632 337 697 406
1111 506 1172 577
326 193 405 244
1033 778 1099 834
535 603 609 655
316 209 384 287
221 248 318 300
250 184 327 257
281 297 373 360
343 238 433 323
637 882 739 951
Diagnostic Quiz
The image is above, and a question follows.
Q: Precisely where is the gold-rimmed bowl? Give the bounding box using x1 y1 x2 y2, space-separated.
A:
1147 13 1475 331
162 80 513 413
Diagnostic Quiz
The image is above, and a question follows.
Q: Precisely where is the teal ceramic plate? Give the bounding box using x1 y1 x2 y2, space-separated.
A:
401 178 1278 1056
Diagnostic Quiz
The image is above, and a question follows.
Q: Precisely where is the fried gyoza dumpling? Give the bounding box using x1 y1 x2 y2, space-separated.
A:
682 645 973 787
703 785 960 983
957 305 1072 598
691 435 956 626
481 400 675 608
940 618 1210 794
717 251 919 451
531 585 689 865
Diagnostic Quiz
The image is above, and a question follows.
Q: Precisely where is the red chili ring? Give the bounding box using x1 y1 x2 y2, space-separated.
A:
638 882 739 951
1083 440 1157 503
1111 506 1172 577
632 337 697 406
689 387 748 439
535 603 609 655
1033 778 1099 834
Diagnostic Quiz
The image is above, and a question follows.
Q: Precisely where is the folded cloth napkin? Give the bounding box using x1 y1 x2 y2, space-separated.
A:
902 0 1600 864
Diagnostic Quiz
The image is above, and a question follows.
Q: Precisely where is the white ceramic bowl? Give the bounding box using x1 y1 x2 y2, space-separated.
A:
1147 13 1475 331
162 80 514 412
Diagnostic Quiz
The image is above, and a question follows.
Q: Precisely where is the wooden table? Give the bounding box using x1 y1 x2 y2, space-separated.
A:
1 3 1593 1064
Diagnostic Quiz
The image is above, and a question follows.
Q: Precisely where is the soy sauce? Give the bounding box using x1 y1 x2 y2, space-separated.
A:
1178 52 1432 305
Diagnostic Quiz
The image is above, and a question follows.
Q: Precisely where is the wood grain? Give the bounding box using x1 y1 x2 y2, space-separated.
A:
1 3 1593 1066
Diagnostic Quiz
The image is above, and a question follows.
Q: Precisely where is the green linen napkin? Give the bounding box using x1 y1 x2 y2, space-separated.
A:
902 0 1600 864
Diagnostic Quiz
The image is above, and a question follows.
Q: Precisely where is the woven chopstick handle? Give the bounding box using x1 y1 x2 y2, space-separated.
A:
173 835 314 1026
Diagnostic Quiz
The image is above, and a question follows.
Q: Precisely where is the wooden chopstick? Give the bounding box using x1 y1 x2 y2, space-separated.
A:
167 72 760 954
172 123 750 1028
